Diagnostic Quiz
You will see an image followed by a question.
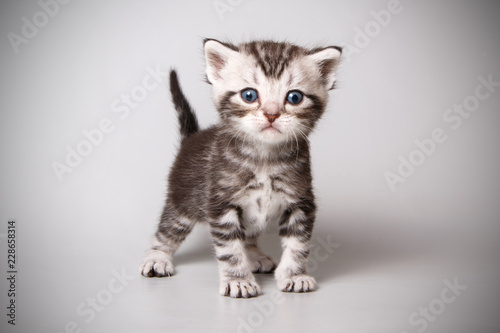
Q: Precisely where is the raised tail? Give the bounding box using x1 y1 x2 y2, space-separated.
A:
169 70 199 141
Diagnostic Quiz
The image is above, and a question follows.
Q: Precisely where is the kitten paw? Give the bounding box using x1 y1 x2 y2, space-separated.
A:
220 278 261 298
140 250 174 277
277 274 317 293
249 255 277 273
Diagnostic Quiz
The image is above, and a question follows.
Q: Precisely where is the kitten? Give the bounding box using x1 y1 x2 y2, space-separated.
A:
140 39 341 298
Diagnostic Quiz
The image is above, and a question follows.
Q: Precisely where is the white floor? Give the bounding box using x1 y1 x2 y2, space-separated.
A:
4 208 498 333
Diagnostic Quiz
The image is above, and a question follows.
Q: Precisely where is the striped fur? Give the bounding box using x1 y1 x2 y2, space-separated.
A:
141 39 342 298
169 70 199 141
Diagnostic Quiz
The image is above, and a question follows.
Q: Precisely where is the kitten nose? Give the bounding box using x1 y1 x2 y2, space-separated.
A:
264 113 280 123
263 103 281 123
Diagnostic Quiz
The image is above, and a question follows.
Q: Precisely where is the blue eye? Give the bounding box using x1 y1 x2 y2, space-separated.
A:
241 89 258 103
286 91 303 105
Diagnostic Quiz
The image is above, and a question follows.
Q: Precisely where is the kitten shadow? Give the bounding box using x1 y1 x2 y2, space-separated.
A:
317 220 445 284
259 217 444 284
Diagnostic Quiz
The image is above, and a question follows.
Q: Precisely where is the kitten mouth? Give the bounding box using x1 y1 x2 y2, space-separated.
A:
262 125 281 133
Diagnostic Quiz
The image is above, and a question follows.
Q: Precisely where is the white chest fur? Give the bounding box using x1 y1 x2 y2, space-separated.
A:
237 171 289 237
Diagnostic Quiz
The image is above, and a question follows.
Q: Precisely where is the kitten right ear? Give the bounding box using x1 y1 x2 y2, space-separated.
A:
204 39 238 84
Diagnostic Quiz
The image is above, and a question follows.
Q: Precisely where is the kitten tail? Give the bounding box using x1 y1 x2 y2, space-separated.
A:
169 70 199 141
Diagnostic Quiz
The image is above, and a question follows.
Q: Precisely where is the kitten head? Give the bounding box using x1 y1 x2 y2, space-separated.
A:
204 39 341 145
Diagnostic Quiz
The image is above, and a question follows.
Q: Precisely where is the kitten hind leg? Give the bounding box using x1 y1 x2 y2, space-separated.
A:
141 205 195 277
245 236 276 273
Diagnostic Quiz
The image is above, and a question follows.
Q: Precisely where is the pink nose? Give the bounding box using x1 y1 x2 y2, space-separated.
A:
263 103 281 123
265 113 281 123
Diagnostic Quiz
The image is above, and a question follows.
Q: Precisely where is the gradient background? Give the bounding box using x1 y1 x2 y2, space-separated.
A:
1 1 499 332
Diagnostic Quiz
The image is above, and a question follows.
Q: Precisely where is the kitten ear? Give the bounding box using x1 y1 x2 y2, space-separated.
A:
307 46 342 90
204 39 238 84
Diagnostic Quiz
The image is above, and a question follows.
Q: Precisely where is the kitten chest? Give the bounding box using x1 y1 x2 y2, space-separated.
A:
238 171 289 235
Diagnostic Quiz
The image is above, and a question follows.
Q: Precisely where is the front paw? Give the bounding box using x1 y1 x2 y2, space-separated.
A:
219 277 261 298
140 250 174 277
277 274 317 293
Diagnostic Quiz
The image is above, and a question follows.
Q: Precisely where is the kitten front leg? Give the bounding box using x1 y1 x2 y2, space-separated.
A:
210 208 260 298
275 204 317 293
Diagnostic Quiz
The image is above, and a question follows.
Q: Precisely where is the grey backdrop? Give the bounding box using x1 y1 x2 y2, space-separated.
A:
1 1 499 332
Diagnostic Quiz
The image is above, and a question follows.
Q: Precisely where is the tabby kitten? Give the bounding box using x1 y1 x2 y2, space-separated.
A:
141 39 341 298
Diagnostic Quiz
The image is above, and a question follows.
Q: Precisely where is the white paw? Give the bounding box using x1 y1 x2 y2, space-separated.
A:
219 278 261 298
277 274 317 293
249 255 277 274
140 250 174 277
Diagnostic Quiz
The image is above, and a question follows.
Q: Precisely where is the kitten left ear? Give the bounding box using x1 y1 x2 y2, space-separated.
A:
204 39 238 84
307 46 342 90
